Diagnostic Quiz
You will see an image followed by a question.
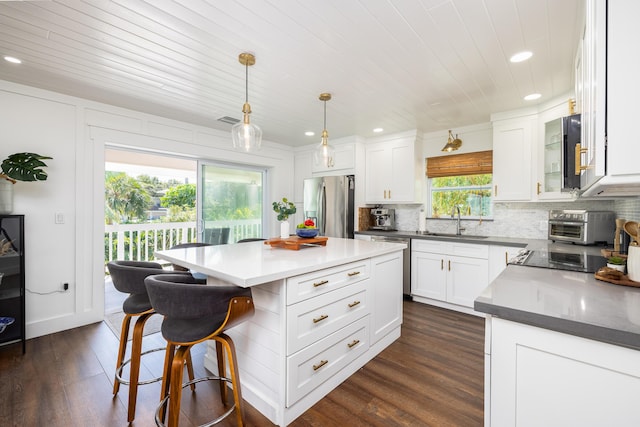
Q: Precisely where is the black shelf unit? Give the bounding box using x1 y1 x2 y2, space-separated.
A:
0 215 25 353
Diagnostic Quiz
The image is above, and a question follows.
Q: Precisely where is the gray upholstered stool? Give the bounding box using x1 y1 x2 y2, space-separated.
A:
107 261 198 423
145 273 254 427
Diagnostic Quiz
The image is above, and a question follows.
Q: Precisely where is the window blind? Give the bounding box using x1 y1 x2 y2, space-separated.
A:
426 150 493 178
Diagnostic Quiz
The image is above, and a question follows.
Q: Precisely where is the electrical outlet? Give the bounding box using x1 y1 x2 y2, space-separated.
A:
63 282 69 291
539 220 548 231
55 212 64 224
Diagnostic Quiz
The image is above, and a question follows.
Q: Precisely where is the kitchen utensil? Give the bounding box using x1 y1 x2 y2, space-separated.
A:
614 218 626 252
624 221 639 244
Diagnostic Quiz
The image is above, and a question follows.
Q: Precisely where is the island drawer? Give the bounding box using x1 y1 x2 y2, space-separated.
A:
286 279 369 355
286 315 369 406
286 259 370 305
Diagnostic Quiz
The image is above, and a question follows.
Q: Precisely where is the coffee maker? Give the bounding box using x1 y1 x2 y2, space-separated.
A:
370 208 396 230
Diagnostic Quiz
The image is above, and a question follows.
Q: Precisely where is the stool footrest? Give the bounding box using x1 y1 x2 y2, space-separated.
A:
154 375 236 427
115 346 165 386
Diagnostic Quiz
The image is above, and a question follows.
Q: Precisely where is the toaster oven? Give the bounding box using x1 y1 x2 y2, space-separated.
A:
548 210 615 245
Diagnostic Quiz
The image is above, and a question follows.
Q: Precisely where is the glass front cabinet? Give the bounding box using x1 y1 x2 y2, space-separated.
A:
0 215 25 353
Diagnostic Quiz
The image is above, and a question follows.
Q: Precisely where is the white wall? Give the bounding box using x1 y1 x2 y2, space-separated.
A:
0 80 294 339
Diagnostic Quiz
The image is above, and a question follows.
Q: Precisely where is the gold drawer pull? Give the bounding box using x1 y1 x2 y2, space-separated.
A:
313 314 329 323
347 339 360 348
347 271 360 277
348 300 360 308
313 360 328 371
313 280 329 287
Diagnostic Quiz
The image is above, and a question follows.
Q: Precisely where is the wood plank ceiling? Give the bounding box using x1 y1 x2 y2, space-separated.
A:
0 0 582 147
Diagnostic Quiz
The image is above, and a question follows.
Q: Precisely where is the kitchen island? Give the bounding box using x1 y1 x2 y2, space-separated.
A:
475 261 640 426
155 238 406 426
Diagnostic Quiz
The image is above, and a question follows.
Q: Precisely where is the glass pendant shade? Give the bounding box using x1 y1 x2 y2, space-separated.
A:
313 93 335 167
232 52 262 152
313 130 335 168
232 105 262 152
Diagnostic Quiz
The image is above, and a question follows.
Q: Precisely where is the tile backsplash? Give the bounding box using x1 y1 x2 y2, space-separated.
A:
387 198 640 240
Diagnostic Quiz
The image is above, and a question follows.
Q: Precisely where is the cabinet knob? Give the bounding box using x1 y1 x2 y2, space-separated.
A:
537 182 541 195
494 185 498 197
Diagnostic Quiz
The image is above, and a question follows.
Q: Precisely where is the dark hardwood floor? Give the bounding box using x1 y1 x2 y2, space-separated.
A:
0 300 484 426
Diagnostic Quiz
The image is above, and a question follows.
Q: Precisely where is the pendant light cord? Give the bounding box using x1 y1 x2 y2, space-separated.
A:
244 62 249 103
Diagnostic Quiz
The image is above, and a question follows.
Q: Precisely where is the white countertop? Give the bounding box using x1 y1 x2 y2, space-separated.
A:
155 238 407 287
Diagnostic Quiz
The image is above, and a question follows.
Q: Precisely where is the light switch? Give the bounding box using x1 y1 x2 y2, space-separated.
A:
55 212 64 224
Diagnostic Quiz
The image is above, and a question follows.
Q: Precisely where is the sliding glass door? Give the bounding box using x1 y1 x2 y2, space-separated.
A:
197 161 266 244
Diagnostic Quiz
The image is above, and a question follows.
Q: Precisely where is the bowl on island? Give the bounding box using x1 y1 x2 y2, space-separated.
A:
296 228 319 238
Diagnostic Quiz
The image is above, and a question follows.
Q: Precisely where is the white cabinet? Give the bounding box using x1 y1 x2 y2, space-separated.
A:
535 100 575 201
577 0 606 190
365 131 422 204
491 115 536 201
488 317 640 426
488 245 524 283
370 251 403 344
311 143 356 174
411 239 488 314
578 0 640 196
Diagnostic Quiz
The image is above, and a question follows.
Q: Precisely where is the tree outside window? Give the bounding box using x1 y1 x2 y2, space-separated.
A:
430 174 492 218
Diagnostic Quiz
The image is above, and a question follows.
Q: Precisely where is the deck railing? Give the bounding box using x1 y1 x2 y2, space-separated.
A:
104 220 262 263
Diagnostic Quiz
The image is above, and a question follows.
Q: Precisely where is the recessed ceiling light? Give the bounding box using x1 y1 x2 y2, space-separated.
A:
510 51 533 63
4 56 22 64
305 131 315 136
524 93 541 101
373 128 383 133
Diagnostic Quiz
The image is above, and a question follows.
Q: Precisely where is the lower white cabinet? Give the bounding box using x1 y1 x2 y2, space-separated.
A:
411 239 488 313
488 245 524 283
369 251 403 344
488 317 640 426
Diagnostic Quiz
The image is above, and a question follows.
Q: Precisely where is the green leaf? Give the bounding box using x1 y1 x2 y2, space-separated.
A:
1 152 52 182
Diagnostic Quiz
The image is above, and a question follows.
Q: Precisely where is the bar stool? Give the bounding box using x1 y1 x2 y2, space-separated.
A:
107 261 198 423
144 273 255 427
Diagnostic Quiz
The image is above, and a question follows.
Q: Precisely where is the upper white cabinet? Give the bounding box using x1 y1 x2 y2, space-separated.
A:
311 143 356 174
491 115 536 202
579 0 640 196
535 101 575 201
365 131 423 204
577 0 606 191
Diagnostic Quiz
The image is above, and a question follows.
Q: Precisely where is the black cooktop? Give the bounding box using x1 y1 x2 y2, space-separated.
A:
509 249 607 274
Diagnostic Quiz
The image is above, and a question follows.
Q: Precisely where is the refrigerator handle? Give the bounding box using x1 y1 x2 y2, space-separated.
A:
320 182 327 234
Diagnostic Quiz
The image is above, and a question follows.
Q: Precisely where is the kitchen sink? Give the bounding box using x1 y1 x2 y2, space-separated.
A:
418 232 488 239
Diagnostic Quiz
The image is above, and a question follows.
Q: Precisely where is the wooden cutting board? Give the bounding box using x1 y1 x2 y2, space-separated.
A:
594 270 640 288
264 236 328 250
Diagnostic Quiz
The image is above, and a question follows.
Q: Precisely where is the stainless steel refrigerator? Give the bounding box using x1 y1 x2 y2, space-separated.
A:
303 175 355 238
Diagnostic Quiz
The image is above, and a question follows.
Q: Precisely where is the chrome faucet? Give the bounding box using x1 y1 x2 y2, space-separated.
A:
451 206 465 235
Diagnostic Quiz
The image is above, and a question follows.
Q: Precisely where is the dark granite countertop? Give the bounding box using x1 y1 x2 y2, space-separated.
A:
475 260 640 350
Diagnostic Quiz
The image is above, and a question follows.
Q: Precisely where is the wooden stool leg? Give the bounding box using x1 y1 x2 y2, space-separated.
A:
185 348 196 392
127 312 152 423
168 345 191 427
217 334 245 427
215 340 227 402
113 314 132 395
159 342 175 424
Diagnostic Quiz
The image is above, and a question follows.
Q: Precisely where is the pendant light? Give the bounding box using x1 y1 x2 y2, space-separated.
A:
313 93 335 168
231 52 262 152
441 130 462 152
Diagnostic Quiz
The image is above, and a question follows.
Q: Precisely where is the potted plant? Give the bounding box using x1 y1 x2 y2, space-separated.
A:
0 152 53 214
606 255 626 273
272 197 296 238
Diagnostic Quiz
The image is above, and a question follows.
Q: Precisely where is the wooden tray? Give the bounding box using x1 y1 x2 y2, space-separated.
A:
264 236 328 250
594 270 640 288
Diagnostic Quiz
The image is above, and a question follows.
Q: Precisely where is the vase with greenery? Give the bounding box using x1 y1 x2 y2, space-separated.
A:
0 152 52 214
272 197 296 238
